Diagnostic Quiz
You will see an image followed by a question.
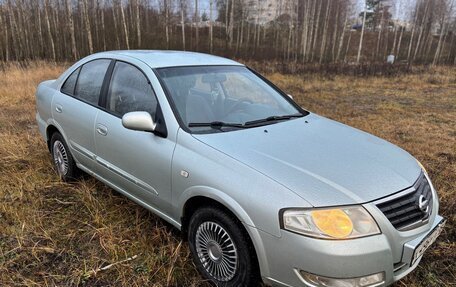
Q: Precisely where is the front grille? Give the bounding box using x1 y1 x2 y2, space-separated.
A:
377 173 433 230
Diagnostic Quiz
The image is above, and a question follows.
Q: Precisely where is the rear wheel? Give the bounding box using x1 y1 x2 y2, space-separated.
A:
188 206 260 286
50 132 80 181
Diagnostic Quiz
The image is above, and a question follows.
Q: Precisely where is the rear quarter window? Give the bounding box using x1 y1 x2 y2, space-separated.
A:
60 67 80 95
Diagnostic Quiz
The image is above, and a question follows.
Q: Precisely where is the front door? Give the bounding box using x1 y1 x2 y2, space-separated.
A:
94 61 175 214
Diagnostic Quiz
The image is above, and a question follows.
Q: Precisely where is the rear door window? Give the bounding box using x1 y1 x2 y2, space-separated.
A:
74 59 111 105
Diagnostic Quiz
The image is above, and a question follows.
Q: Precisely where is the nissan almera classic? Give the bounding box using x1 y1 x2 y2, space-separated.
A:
35 50 445 287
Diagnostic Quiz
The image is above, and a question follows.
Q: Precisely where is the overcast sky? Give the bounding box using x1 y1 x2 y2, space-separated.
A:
183 0 418 21
354 0 417 20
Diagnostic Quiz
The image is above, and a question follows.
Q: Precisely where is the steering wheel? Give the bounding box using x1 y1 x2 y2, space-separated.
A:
225 98 253 115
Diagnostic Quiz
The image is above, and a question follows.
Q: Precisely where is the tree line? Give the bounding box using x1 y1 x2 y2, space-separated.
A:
0 0 455 66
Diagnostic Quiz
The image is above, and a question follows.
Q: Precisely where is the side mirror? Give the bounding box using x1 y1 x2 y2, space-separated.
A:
287 94 293 99
122 111 156 132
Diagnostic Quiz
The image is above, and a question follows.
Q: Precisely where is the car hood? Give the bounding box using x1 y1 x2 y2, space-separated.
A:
192 113 422 207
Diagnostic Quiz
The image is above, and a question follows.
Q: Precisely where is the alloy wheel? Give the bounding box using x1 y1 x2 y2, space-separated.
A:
53 140 69 176
195 221 238 282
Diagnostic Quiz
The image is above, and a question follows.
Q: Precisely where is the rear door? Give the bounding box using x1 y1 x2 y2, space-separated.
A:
94 60 175 214
52 59 112 172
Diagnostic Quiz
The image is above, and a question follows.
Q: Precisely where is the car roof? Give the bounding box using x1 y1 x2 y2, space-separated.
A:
93 50 244 68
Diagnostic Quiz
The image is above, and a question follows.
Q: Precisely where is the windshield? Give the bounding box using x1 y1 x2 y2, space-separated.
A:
156 66 305 133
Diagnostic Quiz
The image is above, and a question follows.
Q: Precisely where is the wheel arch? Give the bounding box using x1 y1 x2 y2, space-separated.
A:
44 121 73 159
46 124 60 151
179 189 271 278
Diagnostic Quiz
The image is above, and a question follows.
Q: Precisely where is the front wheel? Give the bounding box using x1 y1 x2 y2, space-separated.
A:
50 132 80 181
188 207 260 286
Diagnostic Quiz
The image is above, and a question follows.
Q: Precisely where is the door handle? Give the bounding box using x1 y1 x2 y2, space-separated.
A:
96 124 108 136
55 104 63 113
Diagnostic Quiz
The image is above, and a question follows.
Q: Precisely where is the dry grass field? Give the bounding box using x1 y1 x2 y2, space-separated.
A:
0 62 454 286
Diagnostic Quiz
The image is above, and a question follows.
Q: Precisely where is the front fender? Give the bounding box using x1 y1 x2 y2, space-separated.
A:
178 185 256 227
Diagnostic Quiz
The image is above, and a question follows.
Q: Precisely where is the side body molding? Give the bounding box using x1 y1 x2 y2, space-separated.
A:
96 156 159 196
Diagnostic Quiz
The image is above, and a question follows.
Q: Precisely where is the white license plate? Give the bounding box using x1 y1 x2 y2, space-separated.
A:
411 220 446 266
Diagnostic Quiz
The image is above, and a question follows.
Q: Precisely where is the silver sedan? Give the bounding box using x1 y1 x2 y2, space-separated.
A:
35 51 445 287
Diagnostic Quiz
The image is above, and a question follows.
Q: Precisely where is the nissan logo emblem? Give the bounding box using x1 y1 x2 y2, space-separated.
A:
418 195 429 213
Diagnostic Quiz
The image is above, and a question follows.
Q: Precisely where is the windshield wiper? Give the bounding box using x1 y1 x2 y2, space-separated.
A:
188 121 248 130
244 114 304 126
188 114 304 130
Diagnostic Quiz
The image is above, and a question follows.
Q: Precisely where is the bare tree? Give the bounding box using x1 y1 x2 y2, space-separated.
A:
407 1 421 63
43 0 56 61
237 4 245 53
396 26 404 59
36 1 44 58
336 8 349 62
209 0 213 53
0 5 9 61
82 0 94 54
180 0 186 50
66 0 77 60
17 0 30 59
225 0 229 38
412 0 430 62
254 0 260 49
390 26 398 55
94 0 100 50
120 0 130 49
195 0 199 50
344 29 353 62
101 0 107 51
135 0 141 48
330 3 340 61
164 0 170 49
375 2 384 60
227 0 235 48
319 0 331 64
306 0 316 61
111 0 120 49
8 0 21 60
357 1 367 63
310 0 322 61
0 0 454 65
434 0 455 65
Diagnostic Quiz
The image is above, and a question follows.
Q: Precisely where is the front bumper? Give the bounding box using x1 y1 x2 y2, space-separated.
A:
259 213 445 287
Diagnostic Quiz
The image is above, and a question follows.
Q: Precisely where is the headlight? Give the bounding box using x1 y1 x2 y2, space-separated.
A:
281 206 380 239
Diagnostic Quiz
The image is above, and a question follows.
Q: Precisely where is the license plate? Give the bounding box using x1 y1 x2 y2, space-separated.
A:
411 220 446 266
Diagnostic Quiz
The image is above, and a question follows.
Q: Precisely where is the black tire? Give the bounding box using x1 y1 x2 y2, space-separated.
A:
188 206 261 287
50 132 80 181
